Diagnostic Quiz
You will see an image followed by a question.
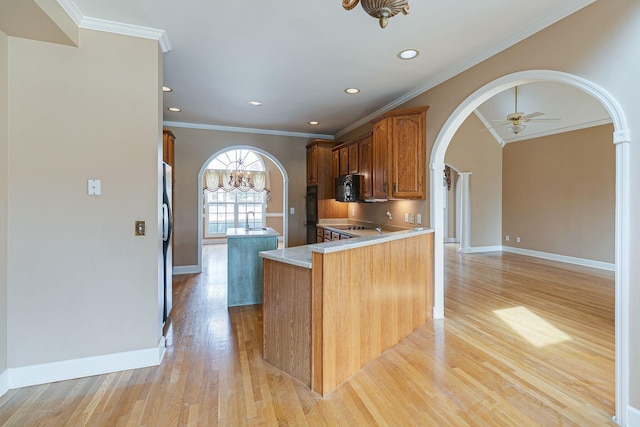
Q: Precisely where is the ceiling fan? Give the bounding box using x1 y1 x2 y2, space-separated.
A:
491 86 557 135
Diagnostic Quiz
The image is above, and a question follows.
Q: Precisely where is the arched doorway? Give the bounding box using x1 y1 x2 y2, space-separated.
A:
196 146 289 272
429 70 630 424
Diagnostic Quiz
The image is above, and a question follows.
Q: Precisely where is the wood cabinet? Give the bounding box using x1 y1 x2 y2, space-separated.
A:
358 133 372 200
339 146 349 176
348 142 359 174
162 130 175 167
262 230 434 395
306 143 318 185
333 138 361 176
371 119 390 199
370 106 428 200
306 140 337 199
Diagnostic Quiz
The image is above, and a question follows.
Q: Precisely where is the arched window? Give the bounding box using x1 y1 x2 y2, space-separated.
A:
203 149 270 237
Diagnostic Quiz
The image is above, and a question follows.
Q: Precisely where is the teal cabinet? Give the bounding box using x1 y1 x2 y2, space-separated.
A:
226 228 278 307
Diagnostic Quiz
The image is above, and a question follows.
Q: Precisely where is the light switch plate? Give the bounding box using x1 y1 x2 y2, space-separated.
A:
135 220 146 236
88 179 101 196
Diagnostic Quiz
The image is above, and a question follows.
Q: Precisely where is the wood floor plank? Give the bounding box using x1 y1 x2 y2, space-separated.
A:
0 243 616 426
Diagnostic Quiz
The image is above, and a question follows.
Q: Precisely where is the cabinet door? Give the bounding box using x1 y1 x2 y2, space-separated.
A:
307 144 318 185
339 147 349 176
372 119 389 199
162 130 175 167
332 150 340 181
390 113 425 199
358 134 372 199
348 143 359 174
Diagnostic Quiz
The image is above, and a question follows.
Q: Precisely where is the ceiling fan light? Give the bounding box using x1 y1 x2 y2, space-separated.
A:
507 124 526 135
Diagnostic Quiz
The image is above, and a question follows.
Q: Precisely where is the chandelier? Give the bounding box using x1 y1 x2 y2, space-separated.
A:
228 160 252 189
342 0 410 29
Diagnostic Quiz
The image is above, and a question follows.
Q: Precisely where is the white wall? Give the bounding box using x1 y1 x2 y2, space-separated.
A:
0 29 9 383
6 29 163 370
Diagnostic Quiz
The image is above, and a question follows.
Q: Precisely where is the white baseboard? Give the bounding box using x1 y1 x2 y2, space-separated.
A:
432 305 444 320
173 265 200 275
444 237 458 243
627 405 640 427
502 246 615 271
464 245 503 253
7 340 165 390
0 369 8 398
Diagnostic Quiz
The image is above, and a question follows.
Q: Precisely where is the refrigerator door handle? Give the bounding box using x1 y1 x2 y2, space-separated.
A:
162 203 170 241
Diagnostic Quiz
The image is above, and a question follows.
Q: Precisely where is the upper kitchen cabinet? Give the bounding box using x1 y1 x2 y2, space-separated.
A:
306 139 338 199
357 132 372 200
371 106 428 200
332 139 359 178
163 130 175 167
333 133 371 199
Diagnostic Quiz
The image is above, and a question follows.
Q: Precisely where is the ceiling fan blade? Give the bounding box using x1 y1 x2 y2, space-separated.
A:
523 112 544 120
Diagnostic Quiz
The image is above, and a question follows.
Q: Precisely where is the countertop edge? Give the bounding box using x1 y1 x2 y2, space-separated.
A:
259 228 433 269
259 249 312 269
310 228 434 254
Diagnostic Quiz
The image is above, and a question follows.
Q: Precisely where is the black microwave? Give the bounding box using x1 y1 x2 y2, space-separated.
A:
335 174 361 202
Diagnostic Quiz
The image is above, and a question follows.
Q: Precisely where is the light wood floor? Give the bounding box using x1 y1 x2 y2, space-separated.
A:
0 244 615 426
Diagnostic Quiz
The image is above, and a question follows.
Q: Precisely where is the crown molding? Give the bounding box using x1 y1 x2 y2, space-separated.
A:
163 121 334 140
335 0 597 138
56 0 171 52
503 117 612 143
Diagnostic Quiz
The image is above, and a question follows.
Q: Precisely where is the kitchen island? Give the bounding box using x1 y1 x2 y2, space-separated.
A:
260 228 433 396
226 227 278 307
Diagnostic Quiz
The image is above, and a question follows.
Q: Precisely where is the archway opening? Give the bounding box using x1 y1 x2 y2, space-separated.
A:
429 70 630 424
196 146 289 271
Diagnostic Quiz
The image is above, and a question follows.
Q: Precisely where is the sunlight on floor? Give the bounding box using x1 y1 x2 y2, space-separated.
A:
493 306 572 347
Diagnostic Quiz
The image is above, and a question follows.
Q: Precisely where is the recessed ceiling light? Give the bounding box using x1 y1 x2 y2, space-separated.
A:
162 86 173 92
249 101 263 106
398 49 419 60
167 107 181 112
344 88 360 94
309 121 319 125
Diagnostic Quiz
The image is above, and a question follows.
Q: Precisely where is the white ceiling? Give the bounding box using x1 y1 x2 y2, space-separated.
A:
475 82 611 145
67 0 600 139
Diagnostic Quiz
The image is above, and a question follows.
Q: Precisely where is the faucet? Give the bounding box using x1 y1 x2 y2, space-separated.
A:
245 211 255 230
375 227 383 234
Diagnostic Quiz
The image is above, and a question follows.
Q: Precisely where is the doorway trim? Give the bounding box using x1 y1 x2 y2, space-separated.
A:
429 70 630 425
196 145 289 273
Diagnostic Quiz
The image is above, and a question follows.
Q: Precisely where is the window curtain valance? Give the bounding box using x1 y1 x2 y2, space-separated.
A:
203 169 271 198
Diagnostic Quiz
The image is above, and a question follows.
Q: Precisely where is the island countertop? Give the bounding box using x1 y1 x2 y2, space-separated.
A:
259 227 433 269
226 227 279 238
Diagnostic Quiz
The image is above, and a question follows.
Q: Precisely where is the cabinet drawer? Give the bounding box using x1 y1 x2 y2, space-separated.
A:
317 227 324 237
323 230 332 240
331 231 340 241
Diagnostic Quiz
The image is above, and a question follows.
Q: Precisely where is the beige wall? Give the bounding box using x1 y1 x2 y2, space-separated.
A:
169 126 312 267
445 113 503 247
343 0 640 406
1 0 639 412
6 29 162 367
503 125 615 262
401 1 640 405
0 29 8 376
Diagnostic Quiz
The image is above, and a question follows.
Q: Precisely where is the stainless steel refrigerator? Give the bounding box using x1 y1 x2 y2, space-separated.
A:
162 163 173 323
